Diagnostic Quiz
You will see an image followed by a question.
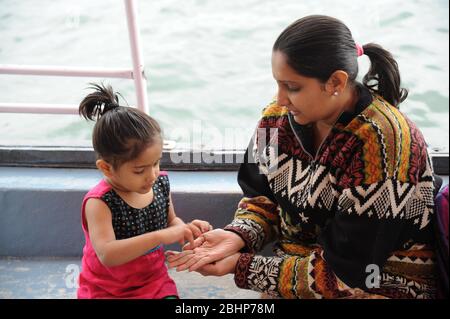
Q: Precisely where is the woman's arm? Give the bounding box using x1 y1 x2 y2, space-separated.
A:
167 134 280 270
167 146 280 271
85 198 185 267
223 142 280 253
228 155 436 299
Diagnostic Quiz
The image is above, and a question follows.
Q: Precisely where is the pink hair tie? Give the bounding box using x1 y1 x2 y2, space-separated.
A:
356 43 364 57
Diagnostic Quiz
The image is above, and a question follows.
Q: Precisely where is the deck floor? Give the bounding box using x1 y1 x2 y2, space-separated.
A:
0 257 260 299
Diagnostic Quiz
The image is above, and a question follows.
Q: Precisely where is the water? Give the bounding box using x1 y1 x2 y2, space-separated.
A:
0 0 448 151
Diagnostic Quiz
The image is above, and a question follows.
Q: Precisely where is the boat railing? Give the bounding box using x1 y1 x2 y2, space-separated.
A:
0 0 148 114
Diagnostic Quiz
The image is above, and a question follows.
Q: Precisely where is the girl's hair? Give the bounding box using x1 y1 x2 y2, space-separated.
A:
273 15 408 107
79 83 162 168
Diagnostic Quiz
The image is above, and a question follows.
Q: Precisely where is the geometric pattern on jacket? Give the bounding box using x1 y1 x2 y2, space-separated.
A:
225 94 436 299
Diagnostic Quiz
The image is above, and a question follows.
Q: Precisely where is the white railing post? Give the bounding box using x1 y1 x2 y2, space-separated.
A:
0 0 149 115
124 0 149 114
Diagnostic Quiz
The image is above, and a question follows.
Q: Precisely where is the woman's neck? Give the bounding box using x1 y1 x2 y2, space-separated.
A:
315 84 359 131
311 85 359 154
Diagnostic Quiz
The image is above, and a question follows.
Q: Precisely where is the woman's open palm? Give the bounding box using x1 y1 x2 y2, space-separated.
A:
166 228 245 272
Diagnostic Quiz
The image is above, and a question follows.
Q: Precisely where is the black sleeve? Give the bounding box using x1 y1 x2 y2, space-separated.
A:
237 141 278 204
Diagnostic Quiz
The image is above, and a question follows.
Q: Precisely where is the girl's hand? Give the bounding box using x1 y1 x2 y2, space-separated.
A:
186 219 213 238
159 224 189 246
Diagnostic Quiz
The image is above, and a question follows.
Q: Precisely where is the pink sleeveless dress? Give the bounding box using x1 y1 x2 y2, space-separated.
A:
77 173 178 299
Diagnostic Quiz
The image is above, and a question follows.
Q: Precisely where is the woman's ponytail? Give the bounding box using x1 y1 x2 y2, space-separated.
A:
79 83 120 121
362 43 408 108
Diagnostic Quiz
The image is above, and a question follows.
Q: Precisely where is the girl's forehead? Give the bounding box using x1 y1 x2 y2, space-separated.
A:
141 143 162 157
130 143 163 165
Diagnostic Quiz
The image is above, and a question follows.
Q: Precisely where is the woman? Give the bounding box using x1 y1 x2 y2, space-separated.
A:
168 15 436 299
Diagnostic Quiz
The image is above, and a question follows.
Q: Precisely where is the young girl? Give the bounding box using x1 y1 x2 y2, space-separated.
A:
77 83 211 299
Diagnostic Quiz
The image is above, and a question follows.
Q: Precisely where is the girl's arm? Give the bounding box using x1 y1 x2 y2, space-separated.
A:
85 198 185 267
167 193 184 227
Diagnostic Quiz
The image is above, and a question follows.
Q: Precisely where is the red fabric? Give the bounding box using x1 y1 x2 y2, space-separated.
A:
77 177 178 299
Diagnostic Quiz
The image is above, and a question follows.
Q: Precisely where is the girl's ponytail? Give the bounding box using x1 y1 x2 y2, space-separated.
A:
362 43 408 108
79 83 120 121
79 82 162 168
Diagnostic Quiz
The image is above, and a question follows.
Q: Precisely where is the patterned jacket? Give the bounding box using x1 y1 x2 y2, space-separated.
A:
225 86 436 299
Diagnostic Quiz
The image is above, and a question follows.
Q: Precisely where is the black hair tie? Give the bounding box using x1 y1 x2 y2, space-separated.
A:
105 102 119 111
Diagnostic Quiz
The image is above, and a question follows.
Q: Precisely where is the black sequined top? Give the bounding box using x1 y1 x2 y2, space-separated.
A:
100 175 170 240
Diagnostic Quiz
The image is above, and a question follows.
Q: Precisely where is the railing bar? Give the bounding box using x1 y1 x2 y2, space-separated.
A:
0 65 133 79
0 103 79 115
124 0 149 113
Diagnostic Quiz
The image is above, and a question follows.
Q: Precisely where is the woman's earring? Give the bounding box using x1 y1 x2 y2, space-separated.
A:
333 91 338 96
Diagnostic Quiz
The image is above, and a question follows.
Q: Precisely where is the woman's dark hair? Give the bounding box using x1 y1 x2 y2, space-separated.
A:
273 15 408 107
79 83 162 168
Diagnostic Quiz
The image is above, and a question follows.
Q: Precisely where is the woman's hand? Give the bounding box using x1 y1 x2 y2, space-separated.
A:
165 251 241 276
195 253 241 276
167 228 246 271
